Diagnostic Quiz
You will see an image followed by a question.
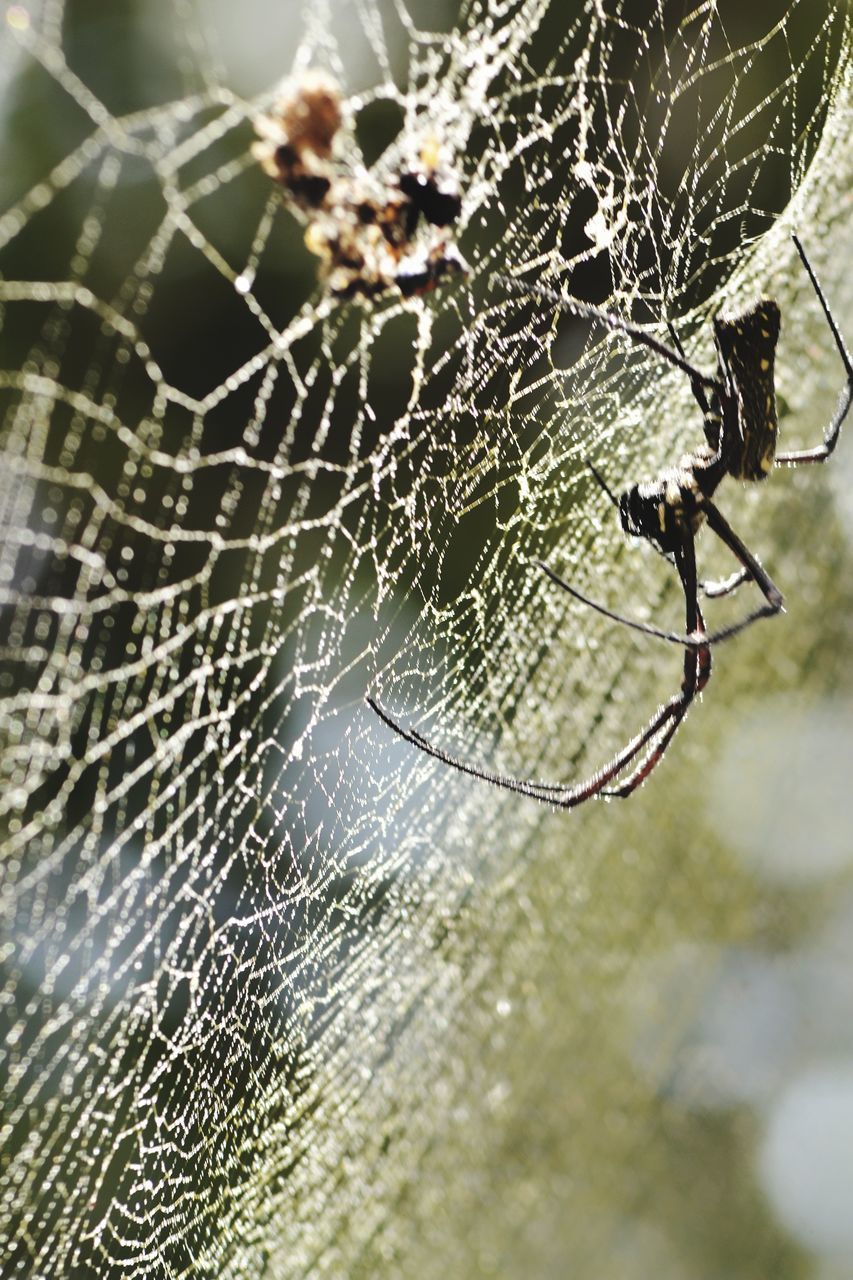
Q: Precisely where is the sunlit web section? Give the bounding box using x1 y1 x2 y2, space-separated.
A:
0 1 851 1276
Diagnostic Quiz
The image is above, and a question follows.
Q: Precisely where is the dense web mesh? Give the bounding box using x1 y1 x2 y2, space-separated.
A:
1 2 852 1276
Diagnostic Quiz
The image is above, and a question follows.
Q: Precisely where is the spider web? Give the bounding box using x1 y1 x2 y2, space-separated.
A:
1 2 852 1276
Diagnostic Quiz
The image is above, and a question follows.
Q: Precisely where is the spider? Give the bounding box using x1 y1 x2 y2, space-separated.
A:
368 235 853 807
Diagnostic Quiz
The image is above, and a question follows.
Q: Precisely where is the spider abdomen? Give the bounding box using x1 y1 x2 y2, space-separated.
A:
714 299 781 481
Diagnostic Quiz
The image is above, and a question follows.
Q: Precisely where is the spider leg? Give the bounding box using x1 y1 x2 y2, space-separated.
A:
776 234 853 466
697 499 784 641
539 560 706 646
368 687 698 809
600 640 706 797
667 321 712 417
367 532 717 809
602 533 711 797
539 560 740 646
700 567 750 598
667 319 728 461
542 492 784 649
598 694 686 799
498 275 718 391
587 459 621 510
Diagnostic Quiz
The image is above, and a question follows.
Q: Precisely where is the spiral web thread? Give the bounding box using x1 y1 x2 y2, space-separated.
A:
1 1 851 1275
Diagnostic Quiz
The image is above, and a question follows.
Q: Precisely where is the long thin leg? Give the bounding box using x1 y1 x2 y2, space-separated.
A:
367 533 717 808
602 534 711 798
540 561 765 647
368 687 695 809
587 459 621 511
497 274 719 391
668 319 729 463
668 321 711 417
541 495 784 648
602 637 707 797
776 234 853 466
539 560 703 645
701 567 749 598
366 531 718 809
701 500 785 636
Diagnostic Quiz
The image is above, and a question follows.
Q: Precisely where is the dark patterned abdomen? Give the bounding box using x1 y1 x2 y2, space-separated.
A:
714 300 781 481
